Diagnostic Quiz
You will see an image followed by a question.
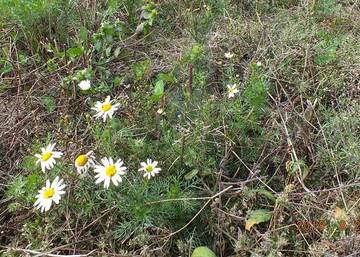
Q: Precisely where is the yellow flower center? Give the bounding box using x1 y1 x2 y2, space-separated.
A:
145 165 154 173
75 154 88 167
105 165 116 177
43 188 55 199
42 151 53 161
101 103 112 112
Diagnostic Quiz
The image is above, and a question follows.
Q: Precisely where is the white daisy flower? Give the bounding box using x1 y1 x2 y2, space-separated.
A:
226 84 239 98
34 176 66 212
78 80 91 90
138 159 161 179
157 108 164 114
92 96 120 122
74 151 95 174
224 52 234 59
94 157 126 189
35 143 63 172
256 61 262 67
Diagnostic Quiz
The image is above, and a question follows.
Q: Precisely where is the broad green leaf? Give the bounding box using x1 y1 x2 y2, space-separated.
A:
113 76 122 87
111 118 122 131
189 44 203 63
67 47 84 58
114 47 121 58
106 46 112 57
102 23 115 36
191 247 217 257
286 160 309 180
132 59 151 81
142 10 152 20
254 189 276 202
0 60 13 74
94 41 102 52
184 169 198 180
245 209 272 231
46 58 57 72
151 80 164 102
19 54 28 65
315 46 337 65
157 73 176 83
136 22 145 33
79 26 88 42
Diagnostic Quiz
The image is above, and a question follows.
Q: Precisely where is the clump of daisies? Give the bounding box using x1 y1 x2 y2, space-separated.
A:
94 157 127 189
32 89 164 214
33 142 163 212
226 84 239 98
92 96 120 122
34 176 66 212
74 151 95 174
35 143 63 172
139 159 161 179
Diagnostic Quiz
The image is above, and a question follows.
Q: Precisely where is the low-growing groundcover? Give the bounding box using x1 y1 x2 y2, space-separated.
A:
1 0 360 256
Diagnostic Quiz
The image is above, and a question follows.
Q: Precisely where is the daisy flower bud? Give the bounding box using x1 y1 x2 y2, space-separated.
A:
74 151 95 174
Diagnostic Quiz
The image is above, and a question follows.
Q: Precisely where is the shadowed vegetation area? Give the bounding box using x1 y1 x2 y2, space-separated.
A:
1 0 360 256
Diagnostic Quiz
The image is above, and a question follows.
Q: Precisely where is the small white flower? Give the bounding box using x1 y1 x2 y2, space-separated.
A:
138 159 161 179
34 176 66 212
226 84 239 98
35 143 63 172
74 151 95 174
78 80 91 90
92 96 120 122
94 157 126 189
157 108 164 114
256 61 262 67
224 52 234 59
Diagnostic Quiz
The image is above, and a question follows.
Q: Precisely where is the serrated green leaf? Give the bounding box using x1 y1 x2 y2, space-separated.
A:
41 95 56 113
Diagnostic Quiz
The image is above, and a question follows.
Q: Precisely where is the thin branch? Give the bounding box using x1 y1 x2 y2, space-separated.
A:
0 247 95 257
164 185 233 238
